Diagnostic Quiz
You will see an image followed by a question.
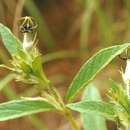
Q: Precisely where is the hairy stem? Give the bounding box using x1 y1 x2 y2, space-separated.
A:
64 109 80 130
40 77 80 130
40 52 79 130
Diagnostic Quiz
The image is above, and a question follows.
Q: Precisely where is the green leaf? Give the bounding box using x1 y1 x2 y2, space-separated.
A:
67 101 116 119
81 84 107 130
20 61 32 73
66 43 130 102
0 23 22 55
0 98 55 121
32 55 43 77
108 80 130 121
32 55 49 83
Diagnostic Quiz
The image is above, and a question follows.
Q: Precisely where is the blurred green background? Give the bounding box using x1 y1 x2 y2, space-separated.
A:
0 0 129 130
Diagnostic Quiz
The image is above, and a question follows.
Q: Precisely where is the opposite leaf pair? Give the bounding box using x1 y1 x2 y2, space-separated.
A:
0 23 130 130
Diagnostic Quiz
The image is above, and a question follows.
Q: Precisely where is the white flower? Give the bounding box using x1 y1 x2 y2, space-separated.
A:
122 60 130 82
23 32 37 51
122 59 130 98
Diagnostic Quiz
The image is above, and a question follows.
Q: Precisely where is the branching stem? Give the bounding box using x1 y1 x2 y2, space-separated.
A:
40 77 80 130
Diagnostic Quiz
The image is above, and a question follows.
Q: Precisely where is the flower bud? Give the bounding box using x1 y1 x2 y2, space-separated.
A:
23 33 34 51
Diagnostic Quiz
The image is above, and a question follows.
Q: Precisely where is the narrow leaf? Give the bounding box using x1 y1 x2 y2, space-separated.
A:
66 43 130 102
81 84 107 130
67 101 116 119
32 55 43 77
0 98 55 121
0 23 22 55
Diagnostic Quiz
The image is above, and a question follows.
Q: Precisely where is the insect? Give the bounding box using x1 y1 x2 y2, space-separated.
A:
18 16 38 33
119 48 130 60
119 54 128 60
18 16 38 51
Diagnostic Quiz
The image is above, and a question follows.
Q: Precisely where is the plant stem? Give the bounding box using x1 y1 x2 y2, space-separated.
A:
40 78 80 130
64 109 80 130
48 86 80 130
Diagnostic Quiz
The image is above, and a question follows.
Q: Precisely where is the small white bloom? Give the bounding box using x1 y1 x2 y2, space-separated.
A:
23 33 33 51
122 59 130 98
123 60 130 82
23 32 37 51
